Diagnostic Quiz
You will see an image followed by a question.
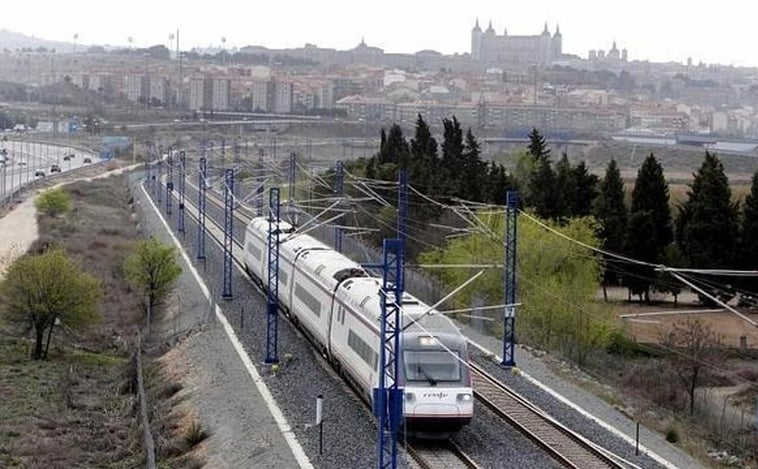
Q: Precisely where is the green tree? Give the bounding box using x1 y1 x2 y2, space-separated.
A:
593 159 628 299
460 128 486 202
419 213 612 364
0 248 101 360
627 154 672 300
739 170 758 299
677 152 738 270
527 127 551 163
554 153 575 220
409 114 438 192
34 187 72 217
571 161 599 217
440 117 464 197
530 158 557 220
123 238 182 335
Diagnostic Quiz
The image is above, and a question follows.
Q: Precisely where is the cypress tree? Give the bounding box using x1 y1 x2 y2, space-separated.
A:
527 127 551 163
460 128 486 201
627 153 672 301
554 153 575 220
572 161 599 217
440 117 464 197
530 158 557 220
593 159 628 297
409 114 438 192
677 151 738 269
739 170 758 303
741 170 758 269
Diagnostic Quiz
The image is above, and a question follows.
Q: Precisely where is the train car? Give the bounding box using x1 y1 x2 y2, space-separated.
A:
331 277 473 436
243 216 473 436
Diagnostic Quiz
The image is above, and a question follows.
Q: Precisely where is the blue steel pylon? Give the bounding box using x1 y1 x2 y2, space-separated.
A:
265 188 281 364
502 190 518 367
257 150 264 216
166 149 173 216
197 157 207 260
178 151 186 235
222 168 234 299
156 159 162 205
375 237 404 469
334 161 344 252
288 152 296 221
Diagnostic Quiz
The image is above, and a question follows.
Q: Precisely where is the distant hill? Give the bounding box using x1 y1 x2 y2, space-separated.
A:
0 29 76 53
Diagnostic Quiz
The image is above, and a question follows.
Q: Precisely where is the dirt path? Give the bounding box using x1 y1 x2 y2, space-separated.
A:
0 197 38 280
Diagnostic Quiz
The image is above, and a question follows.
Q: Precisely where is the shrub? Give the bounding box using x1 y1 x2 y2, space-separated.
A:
35 188 72 217
184 420 208 448
665 426 679 444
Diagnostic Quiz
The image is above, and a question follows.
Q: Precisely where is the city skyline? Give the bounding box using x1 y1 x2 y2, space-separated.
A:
2 0 757 67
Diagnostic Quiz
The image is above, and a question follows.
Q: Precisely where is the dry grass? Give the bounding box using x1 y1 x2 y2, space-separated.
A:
0 337 140 468
31 175 142 350
0 173 202 467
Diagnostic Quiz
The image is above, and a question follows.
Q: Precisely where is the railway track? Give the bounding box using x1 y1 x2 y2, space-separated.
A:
470 362 625 469
154 178 626 469
407 441 480 469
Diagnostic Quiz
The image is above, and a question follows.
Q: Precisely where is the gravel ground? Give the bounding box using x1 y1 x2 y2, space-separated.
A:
137 170 575 468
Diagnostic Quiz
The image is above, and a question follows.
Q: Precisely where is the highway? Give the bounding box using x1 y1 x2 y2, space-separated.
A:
1 140 97 202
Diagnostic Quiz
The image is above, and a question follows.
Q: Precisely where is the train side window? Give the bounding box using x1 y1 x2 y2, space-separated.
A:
359 296 371 308
315 265 325 277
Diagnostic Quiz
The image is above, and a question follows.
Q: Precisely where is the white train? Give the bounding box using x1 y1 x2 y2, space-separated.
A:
243 216 474 435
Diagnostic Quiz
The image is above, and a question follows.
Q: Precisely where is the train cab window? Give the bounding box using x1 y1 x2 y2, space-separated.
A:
404 350 461 383
342 280 354 290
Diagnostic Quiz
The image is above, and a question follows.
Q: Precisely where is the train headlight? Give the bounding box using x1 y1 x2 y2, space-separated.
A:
456 393 472 402
405 392 416 402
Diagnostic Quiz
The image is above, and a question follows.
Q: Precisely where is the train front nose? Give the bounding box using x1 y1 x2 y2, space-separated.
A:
404 389 473 431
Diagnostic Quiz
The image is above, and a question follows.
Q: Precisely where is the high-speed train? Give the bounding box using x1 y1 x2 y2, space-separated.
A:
243 216 473 435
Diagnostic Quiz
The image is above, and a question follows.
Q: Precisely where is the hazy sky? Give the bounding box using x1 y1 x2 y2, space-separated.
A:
4 1 756 67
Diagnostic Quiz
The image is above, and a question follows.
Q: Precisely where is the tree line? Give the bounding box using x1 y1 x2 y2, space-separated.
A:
340 119 758 305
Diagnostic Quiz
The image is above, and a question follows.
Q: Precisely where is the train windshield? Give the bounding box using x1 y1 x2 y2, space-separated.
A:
403 350 461 385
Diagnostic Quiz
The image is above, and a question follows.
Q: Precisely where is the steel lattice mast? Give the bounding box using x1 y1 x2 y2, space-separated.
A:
375 238 404 469
197 157 207 261
502 190 518 367
222 168 234 299
265 188 281 364
178 150 186 234
165 148 173 216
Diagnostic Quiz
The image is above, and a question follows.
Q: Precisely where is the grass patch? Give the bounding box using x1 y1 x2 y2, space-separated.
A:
0 338 141 468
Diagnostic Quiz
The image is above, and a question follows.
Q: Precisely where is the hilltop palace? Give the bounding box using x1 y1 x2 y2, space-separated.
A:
471 19 562 67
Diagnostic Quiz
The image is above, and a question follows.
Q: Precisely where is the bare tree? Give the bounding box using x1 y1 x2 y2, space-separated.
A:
660 318 722 415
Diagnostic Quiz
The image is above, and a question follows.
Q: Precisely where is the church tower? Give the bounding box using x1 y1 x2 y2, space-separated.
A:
551 24 562 62
471 18 483 60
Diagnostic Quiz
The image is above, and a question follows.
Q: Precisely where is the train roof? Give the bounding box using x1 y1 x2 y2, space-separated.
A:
298 248 367 285
338 277 461 336
247 217 295 236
